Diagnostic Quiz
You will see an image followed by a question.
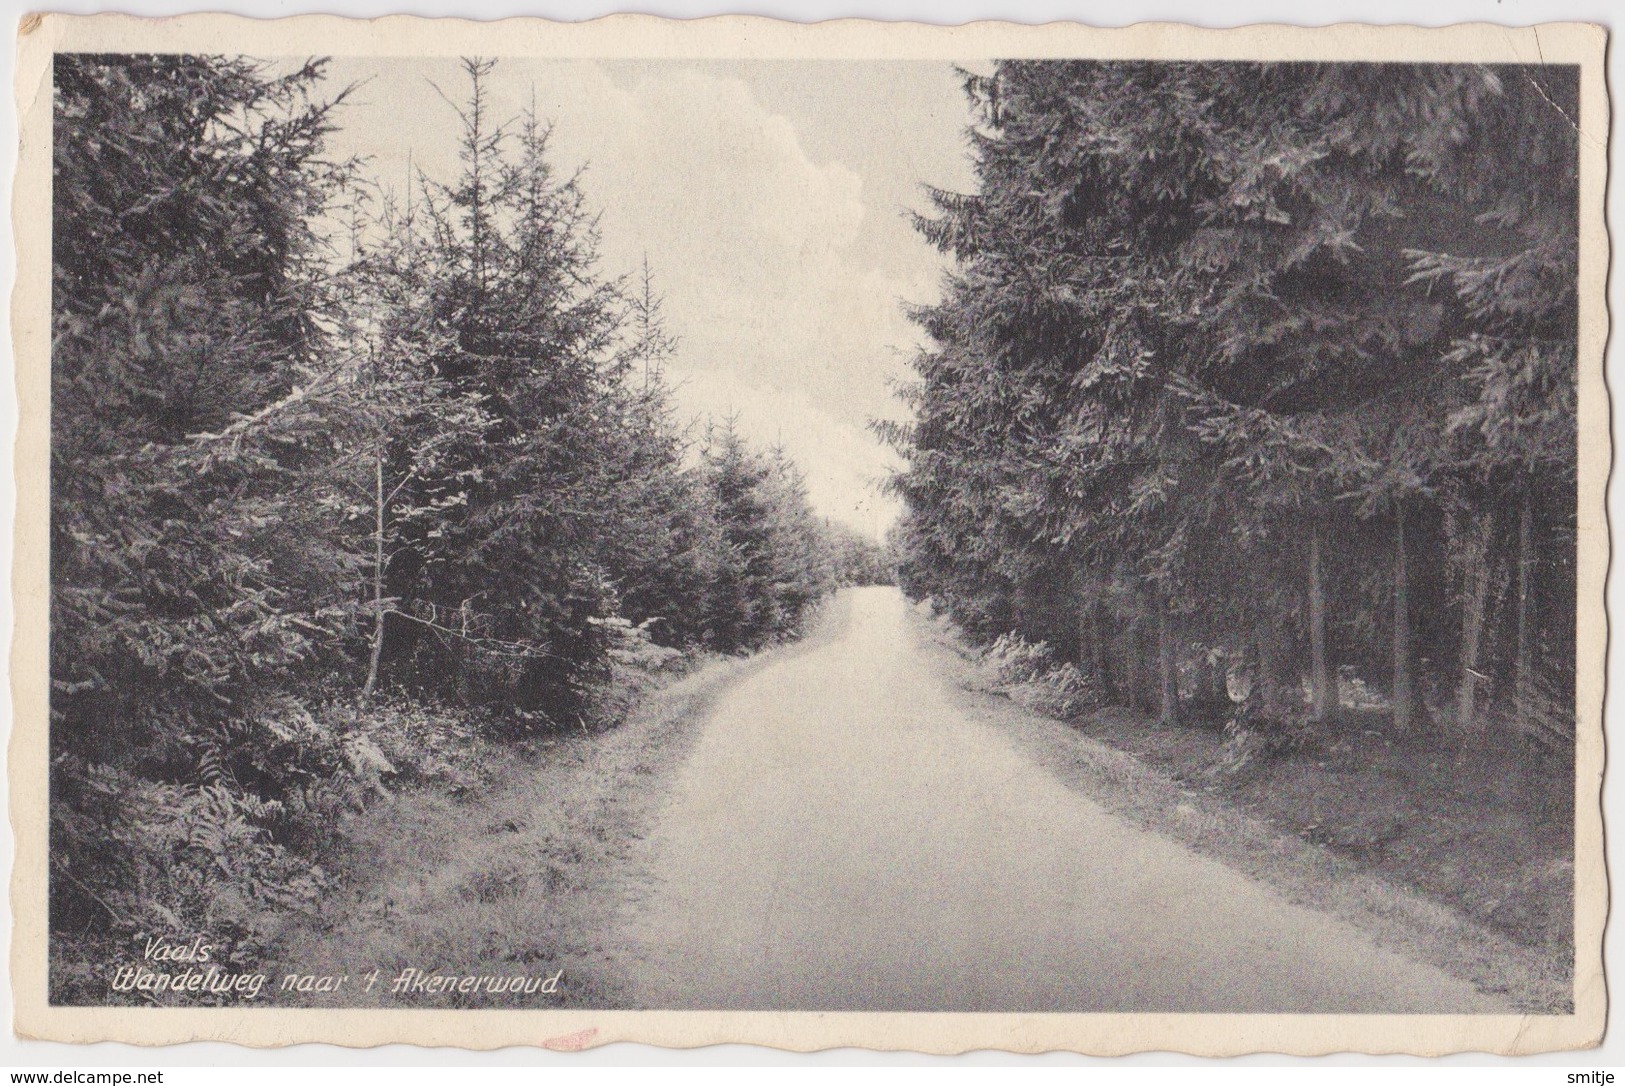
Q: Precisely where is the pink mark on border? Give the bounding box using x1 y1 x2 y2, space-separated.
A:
542 1026 599 1052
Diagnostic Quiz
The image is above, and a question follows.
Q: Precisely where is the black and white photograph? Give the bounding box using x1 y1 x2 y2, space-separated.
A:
10 12 1608 1057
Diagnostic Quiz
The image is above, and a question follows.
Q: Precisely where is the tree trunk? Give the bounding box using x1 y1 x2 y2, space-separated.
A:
1208 648 1229 704
1515 490 1534 711
1158 598 1179 726
1086 598 1111 701
1255 628 1287 722
1457 511 1494 733
1309 523 1332 721
362 447 387 699
1125 622 1144 713
1392 504 1414 733
1123 586 1148 713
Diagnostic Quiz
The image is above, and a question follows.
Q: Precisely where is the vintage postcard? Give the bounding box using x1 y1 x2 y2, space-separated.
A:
10 12 1609 1055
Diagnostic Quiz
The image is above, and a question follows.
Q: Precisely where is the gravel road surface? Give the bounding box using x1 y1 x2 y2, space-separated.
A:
616 586 1501 1013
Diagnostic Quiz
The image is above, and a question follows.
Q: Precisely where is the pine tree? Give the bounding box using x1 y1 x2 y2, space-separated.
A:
887 59 1577 748
50 53 360 992
702 417 779 652
378 59 634 715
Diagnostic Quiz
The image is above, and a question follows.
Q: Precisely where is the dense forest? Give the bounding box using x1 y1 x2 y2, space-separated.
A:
48 54 887 1000
881 61 1578 753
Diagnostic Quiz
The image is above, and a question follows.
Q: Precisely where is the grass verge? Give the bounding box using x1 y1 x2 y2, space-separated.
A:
260 652 762 1009
915 607 1573 1014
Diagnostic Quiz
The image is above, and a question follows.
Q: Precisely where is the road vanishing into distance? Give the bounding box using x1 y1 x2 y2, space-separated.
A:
613 586 1503 1014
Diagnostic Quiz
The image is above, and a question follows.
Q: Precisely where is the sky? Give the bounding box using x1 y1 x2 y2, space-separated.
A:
314 57 980 539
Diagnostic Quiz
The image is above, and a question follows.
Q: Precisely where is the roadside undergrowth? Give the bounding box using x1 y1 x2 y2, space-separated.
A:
925 605 1573 1015
260 651 757 1009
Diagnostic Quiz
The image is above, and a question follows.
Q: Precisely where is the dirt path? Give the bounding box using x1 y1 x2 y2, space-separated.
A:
610 585 1506 1013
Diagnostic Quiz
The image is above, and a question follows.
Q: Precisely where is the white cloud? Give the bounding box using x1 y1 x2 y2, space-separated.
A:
664 367 904 541
524 63 925 536
325 57 953 537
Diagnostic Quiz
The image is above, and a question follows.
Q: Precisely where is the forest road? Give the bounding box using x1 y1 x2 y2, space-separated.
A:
613 585 1503 1013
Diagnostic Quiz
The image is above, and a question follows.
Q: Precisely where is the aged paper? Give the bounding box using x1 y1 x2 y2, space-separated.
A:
11 12 1609 1055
